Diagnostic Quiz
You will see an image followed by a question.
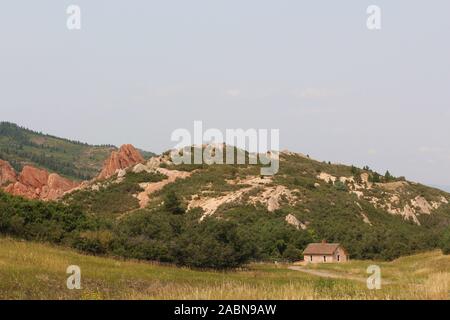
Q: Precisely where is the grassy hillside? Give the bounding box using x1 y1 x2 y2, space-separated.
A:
0 237 448 299
0 122 155 180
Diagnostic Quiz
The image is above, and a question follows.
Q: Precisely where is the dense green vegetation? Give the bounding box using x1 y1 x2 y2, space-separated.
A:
0 122 154 180
441 228 450 255
0 191 98 244
0 191 255 269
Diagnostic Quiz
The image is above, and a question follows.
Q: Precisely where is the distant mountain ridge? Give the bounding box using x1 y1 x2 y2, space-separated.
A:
0 122 154 180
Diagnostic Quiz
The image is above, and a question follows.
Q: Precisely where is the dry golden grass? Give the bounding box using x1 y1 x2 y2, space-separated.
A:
0 238 449 300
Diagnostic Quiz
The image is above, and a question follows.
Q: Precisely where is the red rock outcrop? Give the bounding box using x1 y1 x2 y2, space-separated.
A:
97 144 144 180
18 165 49 188
0 159 17 186
1 163 79 201
42 173 79 200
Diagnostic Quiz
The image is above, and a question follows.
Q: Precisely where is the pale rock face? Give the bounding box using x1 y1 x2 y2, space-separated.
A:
385 203 421 225
132 163 151 174
411 196 433 215
339 176 354 183
351 190 364 198
187 176 299 220
98 144 144 180
360 173 370 184
317 172 336 184
401 205 421 225
390 195 400 204
146 157 164 170
285 214 307 230
250 185 298 212
117 169 127 178
280 150 309 158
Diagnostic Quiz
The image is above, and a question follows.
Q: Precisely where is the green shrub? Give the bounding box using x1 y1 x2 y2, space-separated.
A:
441 228 450 255
164 191 185 214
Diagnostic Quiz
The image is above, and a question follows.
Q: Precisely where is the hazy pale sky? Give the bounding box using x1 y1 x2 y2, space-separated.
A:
1 1 449 188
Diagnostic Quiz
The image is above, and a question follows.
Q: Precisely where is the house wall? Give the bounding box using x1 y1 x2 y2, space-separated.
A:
305 247 349 263
333 247 348 262
306 254 334 263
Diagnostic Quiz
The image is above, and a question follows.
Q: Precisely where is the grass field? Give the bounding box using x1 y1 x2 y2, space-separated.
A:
0 237 449 300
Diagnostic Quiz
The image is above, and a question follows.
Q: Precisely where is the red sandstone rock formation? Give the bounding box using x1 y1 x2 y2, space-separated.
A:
0 159 17 186
1 144 144 200
97 144 144 180
18 165 48 188
42 173 79 200
1 162 79 201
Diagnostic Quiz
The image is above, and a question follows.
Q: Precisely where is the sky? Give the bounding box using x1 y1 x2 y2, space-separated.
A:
1 1 449 189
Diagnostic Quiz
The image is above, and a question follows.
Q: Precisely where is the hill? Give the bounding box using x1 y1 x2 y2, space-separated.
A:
1 124 450 268
0 237 448 299
0 122 154 180
61 148 450 264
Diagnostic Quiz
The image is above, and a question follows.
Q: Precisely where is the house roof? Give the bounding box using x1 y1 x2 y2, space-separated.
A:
303 243 341 255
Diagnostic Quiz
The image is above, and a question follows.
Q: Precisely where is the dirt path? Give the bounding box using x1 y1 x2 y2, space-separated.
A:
288 266 392 285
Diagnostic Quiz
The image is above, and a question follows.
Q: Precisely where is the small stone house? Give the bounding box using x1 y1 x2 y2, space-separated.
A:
303 241 348 263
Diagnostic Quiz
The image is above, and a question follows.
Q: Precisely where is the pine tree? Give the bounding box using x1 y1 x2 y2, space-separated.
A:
384 170 393 182
164 190 184 214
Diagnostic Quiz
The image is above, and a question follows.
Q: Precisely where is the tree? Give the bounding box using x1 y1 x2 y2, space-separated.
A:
283 245 301 262
164 191 184 214
441 228 450 255
370 172 381 183
174 219 256 269
276 239 287 255
384 170 393 182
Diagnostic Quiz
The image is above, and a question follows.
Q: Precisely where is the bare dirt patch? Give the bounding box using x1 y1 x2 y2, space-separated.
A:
137 168 191 208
